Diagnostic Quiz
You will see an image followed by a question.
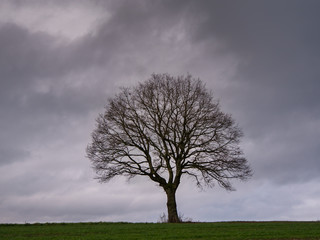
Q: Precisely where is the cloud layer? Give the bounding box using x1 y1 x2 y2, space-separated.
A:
1 0 320 223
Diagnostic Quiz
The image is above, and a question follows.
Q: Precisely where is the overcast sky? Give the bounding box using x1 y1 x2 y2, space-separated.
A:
1 0 320 223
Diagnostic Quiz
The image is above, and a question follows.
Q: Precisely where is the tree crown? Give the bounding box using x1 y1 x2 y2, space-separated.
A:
87 73 252 191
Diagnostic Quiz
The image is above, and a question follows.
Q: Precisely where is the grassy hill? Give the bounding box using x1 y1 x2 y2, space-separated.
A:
1 221 320 240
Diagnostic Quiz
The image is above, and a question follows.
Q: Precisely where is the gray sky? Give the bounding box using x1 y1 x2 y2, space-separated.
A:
1 0 320 223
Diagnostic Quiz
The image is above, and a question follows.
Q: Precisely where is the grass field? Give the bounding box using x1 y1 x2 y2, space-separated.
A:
1 221 320 240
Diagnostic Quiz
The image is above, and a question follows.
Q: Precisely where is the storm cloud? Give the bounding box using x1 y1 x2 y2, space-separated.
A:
1 0 320 223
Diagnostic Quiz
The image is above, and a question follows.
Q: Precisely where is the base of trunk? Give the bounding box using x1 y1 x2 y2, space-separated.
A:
165 188 181 223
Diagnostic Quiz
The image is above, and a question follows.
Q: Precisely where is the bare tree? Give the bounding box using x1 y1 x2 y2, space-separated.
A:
87 73 252 223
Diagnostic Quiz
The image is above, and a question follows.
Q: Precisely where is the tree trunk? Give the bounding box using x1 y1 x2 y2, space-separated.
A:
165 188 180 223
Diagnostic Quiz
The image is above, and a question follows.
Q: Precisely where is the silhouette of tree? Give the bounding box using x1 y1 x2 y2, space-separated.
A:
87 73 252 223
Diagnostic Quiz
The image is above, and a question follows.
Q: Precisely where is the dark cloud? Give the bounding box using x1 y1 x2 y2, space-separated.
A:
187 0 320 112
179 0 320 184
0 147 30 166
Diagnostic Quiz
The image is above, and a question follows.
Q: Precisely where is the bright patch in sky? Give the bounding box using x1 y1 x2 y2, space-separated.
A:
0 2 108 40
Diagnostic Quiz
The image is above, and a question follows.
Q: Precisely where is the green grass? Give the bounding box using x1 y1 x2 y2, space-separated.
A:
1 221 320 240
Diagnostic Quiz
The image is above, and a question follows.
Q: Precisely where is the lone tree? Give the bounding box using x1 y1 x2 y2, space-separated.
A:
87 73 252 223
